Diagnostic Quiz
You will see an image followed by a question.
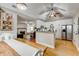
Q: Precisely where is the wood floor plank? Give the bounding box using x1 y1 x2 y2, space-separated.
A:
0 41 19 56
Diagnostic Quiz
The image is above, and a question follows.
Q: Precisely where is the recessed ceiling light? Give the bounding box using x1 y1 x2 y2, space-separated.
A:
16 3 27 10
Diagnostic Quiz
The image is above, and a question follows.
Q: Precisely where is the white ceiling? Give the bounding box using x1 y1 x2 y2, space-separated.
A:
0 3 79 21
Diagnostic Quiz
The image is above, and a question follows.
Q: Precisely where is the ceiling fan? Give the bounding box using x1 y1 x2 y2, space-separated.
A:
39 3 65 18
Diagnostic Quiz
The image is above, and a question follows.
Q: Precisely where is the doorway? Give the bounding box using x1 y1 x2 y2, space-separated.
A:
61 25 73 40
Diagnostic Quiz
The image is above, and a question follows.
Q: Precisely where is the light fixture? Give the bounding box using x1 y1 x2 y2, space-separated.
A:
16 3 27 10
48 10 55 18
48 10 62 19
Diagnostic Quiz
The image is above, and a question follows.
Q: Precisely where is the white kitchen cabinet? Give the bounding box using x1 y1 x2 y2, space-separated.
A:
36 32 55 48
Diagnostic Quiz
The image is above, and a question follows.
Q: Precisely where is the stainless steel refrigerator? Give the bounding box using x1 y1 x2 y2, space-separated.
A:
61 25 73 40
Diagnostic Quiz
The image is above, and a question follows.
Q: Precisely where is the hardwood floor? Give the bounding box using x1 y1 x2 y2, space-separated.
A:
16 38 79 56
44 39 79 56
0 41 19 56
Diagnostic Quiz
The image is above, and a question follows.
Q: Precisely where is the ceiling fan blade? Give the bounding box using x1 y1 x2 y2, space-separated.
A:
39 3 54 15
55 7 66 11
12 5 17 8
39 9 50 15
46 3 53 9
55 12 64 17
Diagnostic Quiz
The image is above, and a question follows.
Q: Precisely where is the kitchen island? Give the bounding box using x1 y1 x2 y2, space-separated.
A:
36 31 55 48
